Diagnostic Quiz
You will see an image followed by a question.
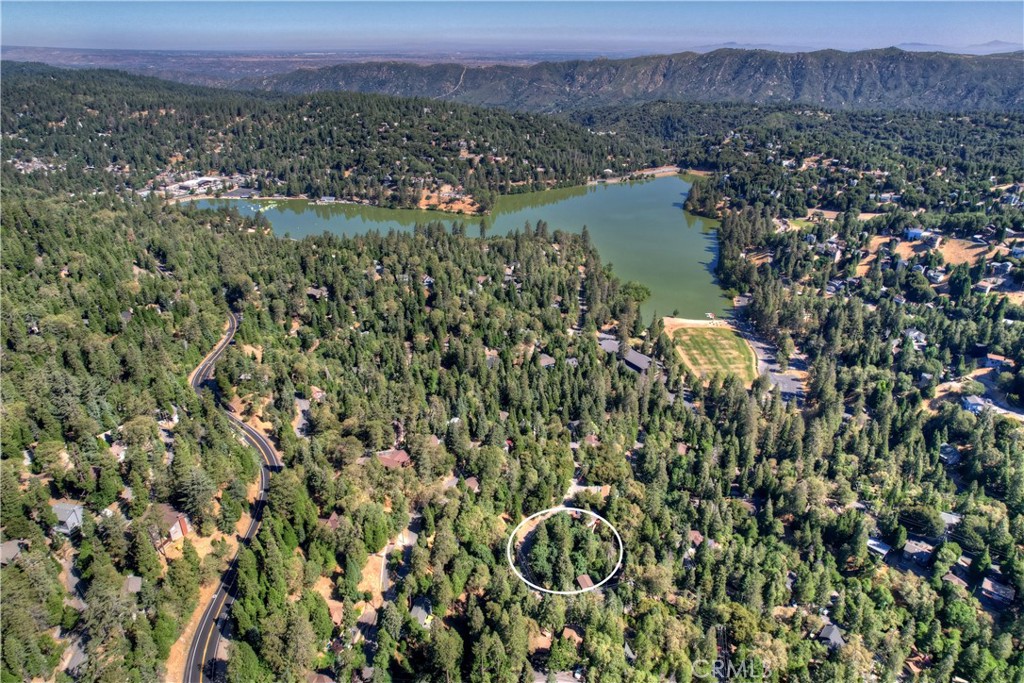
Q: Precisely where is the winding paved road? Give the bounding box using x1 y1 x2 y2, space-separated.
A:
184 312 281 683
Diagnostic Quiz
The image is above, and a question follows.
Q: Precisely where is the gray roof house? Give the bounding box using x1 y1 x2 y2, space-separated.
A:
818 624 845 650
411 597 433 628
939 443 961 466
866 538 891 558
0 540 25 565
52 502 85 535
623 349 654 374
962 395 987 414
903 539 933 566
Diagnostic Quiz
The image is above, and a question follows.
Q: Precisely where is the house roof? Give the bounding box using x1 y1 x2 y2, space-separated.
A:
464 476 480 493
904 539 933 556
124 575 143 594
942 573 968 589
940 512 962 528
623 349 653 372
154 502 185 528
411 597 433 627
306 286 328 299
320 511 342 531
538 353 556 368
376 448 411 469
52 502 84 525
982 577 1016 602
819 624 845 648
867 538 891 557
0 540 23 565
576 574 595 590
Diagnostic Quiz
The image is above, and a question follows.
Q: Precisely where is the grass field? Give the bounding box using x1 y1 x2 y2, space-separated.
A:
667 323 757 385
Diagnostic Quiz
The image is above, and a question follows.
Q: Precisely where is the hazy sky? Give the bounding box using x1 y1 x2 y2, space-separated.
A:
3 1 1022 53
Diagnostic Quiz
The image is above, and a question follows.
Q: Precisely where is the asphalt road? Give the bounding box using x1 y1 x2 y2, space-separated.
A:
184 313 281 683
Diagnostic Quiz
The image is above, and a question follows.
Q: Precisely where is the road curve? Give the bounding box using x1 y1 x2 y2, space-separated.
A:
184 312 281 683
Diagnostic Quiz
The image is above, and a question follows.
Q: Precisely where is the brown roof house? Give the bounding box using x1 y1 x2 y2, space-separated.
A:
153 503 192 551
375 448 411 469
981 577 1016 607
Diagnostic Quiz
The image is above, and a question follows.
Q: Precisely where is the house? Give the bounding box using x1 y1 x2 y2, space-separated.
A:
376 448 411 469
990 261 1014 276
320 511 342 531
940 512 962 530
866 538 891 558
155 503 191 544
623 349 654 374
124 575 143 594
962 395 987 415
903 539 933 566
985 353 1014 370
624 642 637 663
464 476 480 494
597 333 619 354
905 226 925 240
538 353 556 369
818 624 845 650
980 577 1016 606
306 286 328 300
0 540 25 565
576 574 595 590
926 269 947 284
970 280 995 294
904 329 927 350
582 434 601 449
942 573 969 590
411 597 433 628
52 502 85 535
306 674 335 683
422 275 435 288
894 295 907 305
939 443 962 466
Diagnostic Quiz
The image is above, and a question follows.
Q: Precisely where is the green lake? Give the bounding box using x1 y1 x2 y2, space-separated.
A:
192 175 728 320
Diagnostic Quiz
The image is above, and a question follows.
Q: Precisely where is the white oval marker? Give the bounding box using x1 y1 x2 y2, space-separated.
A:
506 506 624 596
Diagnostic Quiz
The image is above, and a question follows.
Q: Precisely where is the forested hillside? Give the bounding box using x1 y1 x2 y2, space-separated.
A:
1 63 657 209
243 48 1024 113
2 63 1023 683
575 101 1024 220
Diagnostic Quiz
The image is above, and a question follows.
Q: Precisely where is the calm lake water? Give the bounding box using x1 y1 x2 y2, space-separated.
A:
192 176 728 320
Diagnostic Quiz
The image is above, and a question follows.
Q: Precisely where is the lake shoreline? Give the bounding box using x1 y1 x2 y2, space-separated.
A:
189 176 730 321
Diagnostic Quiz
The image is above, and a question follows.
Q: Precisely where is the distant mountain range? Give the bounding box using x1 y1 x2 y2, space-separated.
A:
4 45 1022 112
243 48 1024 113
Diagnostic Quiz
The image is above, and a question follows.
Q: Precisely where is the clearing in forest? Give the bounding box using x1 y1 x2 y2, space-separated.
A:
665 319 757 385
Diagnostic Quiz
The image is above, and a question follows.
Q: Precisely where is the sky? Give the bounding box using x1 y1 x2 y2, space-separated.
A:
2 1 1022 54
